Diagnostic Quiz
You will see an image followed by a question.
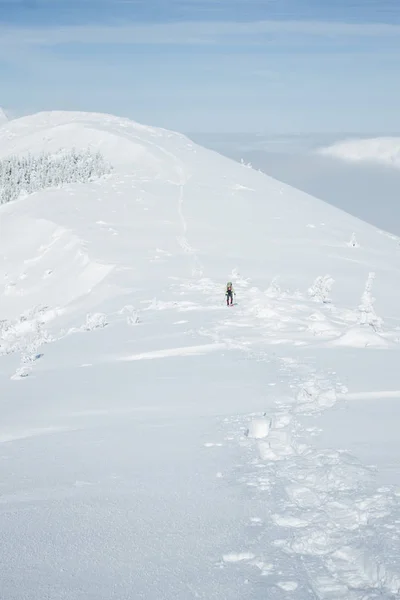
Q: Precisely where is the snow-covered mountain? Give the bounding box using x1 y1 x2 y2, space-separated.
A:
1 111 400 600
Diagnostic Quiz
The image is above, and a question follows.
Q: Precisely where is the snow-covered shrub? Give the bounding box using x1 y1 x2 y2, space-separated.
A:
358 272 383 331
127 313 140 326
347 232 360 248
308 275 334 303
0 148 113 205
20 325 45 364
265 277 281 298
118 304 141 325
13 318 52 379
240 158 253 169
83 313 108 331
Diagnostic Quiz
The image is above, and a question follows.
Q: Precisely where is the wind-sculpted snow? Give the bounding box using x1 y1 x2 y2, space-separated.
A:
1 110 400 599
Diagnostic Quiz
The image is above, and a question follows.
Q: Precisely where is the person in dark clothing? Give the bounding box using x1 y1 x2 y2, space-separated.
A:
225 281 235 305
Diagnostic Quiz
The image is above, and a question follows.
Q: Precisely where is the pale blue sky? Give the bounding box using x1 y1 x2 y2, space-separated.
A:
1 0 400 133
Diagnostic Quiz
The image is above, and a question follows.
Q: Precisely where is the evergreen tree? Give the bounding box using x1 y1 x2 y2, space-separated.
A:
0 148 112 205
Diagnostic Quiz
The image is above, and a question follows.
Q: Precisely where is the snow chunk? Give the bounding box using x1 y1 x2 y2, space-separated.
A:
330 326 391 348
277 581 298 591
222 552 255 563
245 417 271 439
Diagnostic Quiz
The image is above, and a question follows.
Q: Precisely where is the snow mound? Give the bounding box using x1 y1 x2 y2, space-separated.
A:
329 326 391 348
1 216 113 322
317 136 400 170
245 417 271 439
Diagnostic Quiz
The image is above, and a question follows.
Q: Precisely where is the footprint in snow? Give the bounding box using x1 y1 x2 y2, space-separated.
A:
222 552 255 563
277 581 298 591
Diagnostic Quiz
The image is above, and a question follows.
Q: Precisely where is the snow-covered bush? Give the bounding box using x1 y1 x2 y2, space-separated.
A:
240 158 253 169
265 277 281 297
83 313 108 331
0 148 113 205
347 232 360 248
308 275 334 303
12 316 52 379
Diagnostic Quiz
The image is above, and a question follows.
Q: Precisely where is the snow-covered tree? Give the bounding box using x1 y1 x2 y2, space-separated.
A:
358 272 383 331
308 275 334 303
347 232 360 248
83 313 108 331
0 148 112 205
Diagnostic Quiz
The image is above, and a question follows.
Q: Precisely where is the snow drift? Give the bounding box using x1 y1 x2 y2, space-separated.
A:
1 110 400 600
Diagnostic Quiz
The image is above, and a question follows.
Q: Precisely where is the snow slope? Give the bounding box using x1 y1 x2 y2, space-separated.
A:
318 136 400 170
0 107 8 125
1 111 400 600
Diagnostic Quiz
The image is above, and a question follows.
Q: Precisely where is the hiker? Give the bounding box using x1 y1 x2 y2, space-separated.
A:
225 281 236 306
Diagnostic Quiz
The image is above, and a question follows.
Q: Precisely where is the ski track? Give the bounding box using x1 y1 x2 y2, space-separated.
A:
129 131 202 277
118 343 226 361
173 159 204 278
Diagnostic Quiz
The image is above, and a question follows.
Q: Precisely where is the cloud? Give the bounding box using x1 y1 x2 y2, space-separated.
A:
1 19 400 49
317 137 400 169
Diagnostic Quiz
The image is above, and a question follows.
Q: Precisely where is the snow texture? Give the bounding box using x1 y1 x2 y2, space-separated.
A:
1 110 400 600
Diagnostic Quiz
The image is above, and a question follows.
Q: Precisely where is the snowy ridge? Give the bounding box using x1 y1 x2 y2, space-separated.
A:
1 111 400 599
0 110 187 173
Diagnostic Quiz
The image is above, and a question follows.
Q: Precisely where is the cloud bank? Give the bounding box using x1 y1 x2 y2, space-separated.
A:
317 137 400 170
1 19 400 49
